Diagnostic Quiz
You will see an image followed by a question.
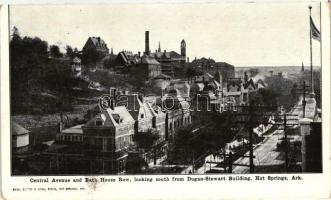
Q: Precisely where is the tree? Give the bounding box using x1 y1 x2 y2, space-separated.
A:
49 45 62 58
65 45 74 58
11 26 21 40
10 28 77 114
82 48 101 68
186 66 203 80
133 130 159 151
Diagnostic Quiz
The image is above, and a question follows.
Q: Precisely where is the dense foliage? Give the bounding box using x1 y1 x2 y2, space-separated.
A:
10 27 77 114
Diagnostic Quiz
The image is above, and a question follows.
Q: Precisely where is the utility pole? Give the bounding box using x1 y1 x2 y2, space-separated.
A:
249 124 254 173
302 81 307 118
229 111 298 173
294 81 309 118
228 151 233 173
284 114 288 171
249 105 255 173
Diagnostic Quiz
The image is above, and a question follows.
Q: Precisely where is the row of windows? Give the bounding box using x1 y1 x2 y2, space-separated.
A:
168 116 191 131
58 134 82 142
84 135 133 152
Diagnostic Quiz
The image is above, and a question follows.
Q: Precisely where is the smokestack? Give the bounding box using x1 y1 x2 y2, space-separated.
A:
145 31 150 55
58 112 64 132
244 72 248 83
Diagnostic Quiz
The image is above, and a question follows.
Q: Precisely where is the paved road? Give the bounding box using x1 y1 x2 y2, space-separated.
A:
232 129 284 173
232 95 316 173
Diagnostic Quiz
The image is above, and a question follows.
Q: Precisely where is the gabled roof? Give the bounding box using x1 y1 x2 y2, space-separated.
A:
12 122 29 136
141 57 160 65
89 37 108 49
146 102 166 118
243 79 256 90
119 94 155 120
256 79 266 88
117 51 139 64
85 106 134 128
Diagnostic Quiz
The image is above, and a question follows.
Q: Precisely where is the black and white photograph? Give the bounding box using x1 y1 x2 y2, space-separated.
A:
8 2 323 177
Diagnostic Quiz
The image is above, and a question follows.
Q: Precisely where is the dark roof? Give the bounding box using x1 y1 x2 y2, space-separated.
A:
89 37 108 49
243 79 256 89
227 78 242 88
141 57 160 65
85 106 134 128
215 62 235 68
150 51 182 59
117 51 139 64
168 51 182 58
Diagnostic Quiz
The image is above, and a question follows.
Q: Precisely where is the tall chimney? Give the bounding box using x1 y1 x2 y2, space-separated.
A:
145 31 150 55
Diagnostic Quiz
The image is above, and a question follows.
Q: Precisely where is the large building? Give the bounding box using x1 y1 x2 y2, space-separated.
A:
144 31 186 77
82 106 135 173
190 57 235 81
138 56 162 79
83 36 109 56
82 36 109 69
161 91 192 140
11 122 29 154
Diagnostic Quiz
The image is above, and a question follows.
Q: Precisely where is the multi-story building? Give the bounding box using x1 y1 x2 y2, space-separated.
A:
83 36 109 56
56 124 84 143
82 106 135 173
162 93 192 140
138 56 162 79
46 106 136 174
190 57 235 82
82 36 109 69
144 31 186 77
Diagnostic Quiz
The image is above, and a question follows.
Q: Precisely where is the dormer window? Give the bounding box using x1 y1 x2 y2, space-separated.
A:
95 118 103 126
112 114 121 124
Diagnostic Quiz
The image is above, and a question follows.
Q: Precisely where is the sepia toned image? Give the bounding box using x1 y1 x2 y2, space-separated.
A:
9 2 323 176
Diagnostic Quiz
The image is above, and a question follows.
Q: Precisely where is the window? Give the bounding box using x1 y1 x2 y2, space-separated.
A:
140 114 144 119
95 119 103 126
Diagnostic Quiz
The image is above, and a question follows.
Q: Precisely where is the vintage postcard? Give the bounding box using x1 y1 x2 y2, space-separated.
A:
1 1 330 199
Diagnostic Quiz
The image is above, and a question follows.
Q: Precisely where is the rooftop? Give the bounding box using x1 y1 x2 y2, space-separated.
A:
12 122 29 136
61 124 84 135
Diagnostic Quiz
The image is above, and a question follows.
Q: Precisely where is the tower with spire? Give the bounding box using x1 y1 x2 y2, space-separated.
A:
301 62 304 72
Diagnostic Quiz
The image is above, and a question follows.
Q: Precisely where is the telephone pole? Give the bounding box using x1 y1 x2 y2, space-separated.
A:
284 114 288 171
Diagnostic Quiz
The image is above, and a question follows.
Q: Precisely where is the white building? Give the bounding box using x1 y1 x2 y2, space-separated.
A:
12 122 29 153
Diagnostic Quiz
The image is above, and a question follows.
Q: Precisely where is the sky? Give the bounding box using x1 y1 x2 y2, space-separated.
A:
9 2 321 67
